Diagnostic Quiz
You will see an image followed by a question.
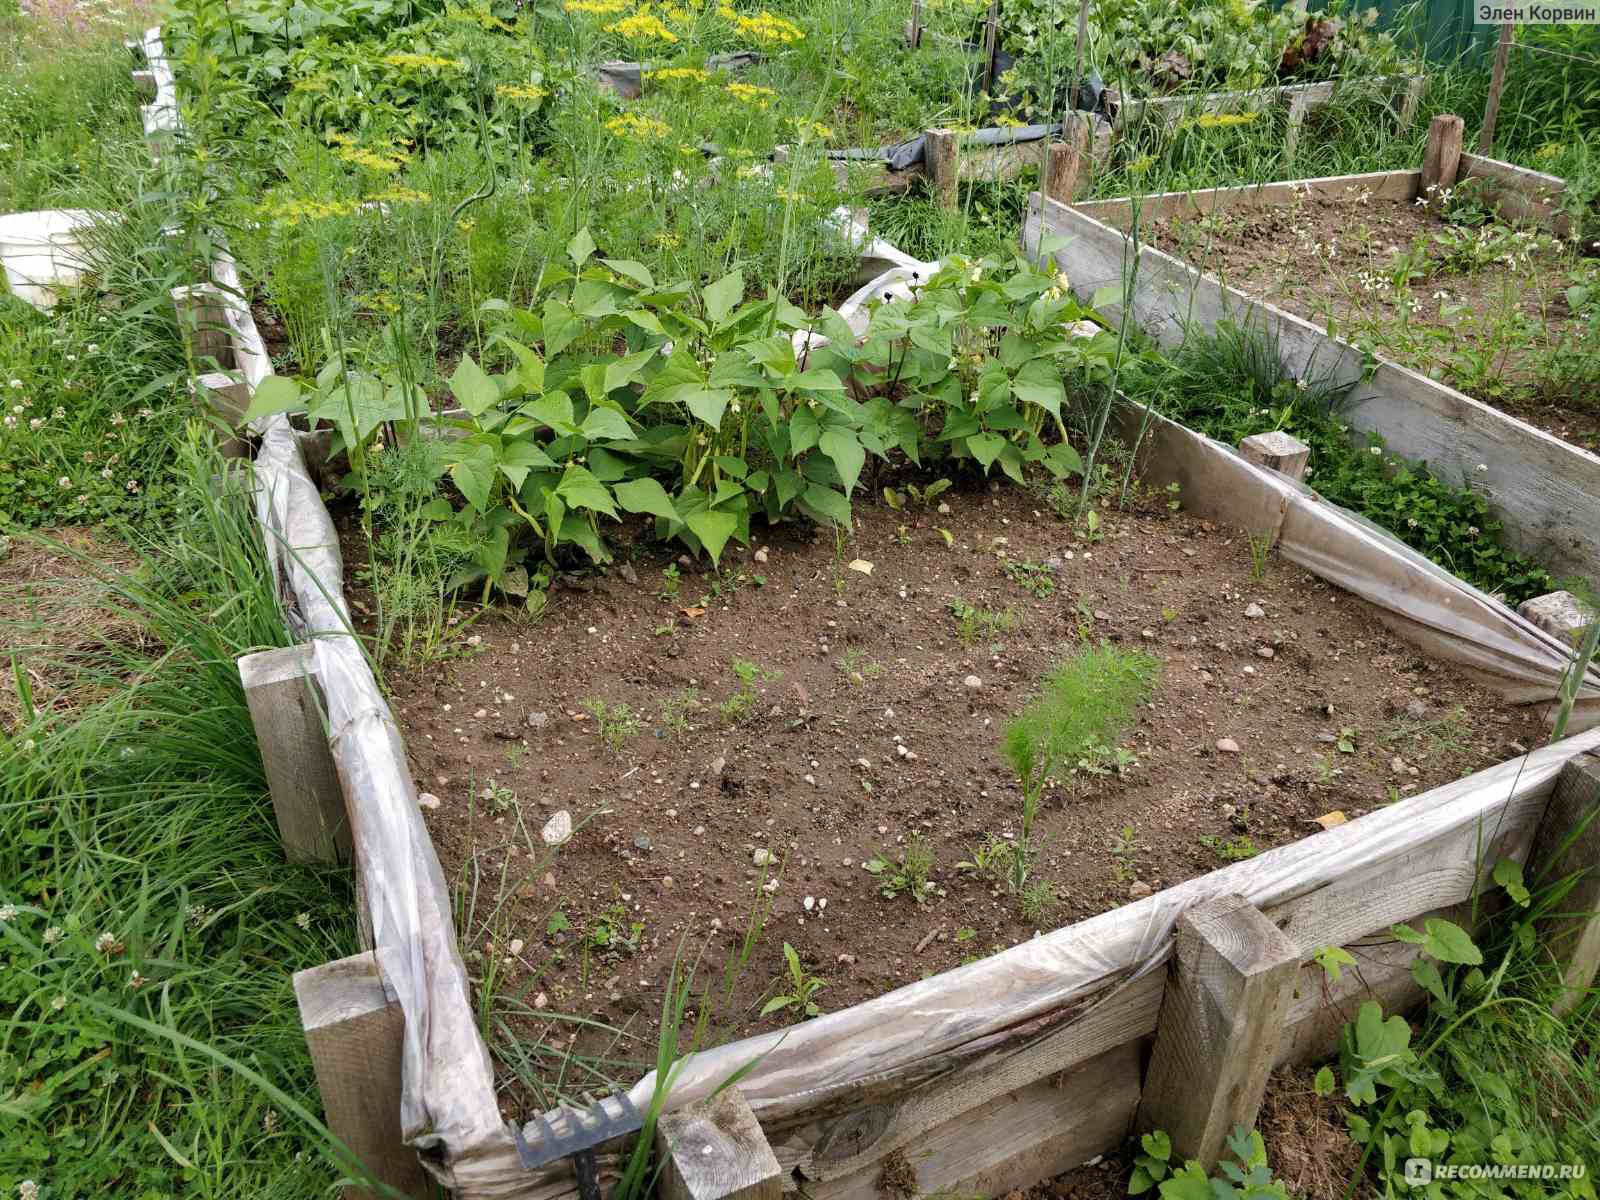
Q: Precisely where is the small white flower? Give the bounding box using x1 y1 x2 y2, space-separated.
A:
42 926 62 945
29 418 43 430
1475 463 1488 473
94 931 121 954
1467 525 1480 536
8 379 21 388
0 905 16 922
19 1180 39 1200
1370 446 1382 455
86 343 98 352
57 476 70 489
294 912 311 929
128 970 147 990
50 995 67 1011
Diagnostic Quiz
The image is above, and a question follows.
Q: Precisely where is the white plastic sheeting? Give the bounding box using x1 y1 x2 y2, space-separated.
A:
0 209 106 308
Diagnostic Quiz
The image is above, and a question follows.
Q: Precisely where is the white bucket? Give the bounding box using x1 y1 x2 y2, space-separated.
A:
0 209 107 308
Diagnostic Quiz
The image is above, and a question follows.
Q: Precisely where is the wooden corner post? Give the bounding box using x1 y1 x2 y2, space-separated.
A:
239 643 351 864
295 952 433 1199
1044 117 1092 205
1137 893 1300 1167
656 1087 783 1200
1527 753 1600 1017
925 128 959 211
1421 113 1464 206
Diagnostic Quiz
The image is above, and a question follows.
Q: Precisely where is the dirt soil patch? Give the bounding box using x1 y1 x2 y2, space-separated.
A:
378 484 1542 1103
1133 186 1600 452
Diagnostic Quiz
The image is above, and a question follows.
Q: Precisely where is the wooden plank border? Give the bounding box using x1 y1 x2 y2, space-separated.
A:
1024 184 1600 582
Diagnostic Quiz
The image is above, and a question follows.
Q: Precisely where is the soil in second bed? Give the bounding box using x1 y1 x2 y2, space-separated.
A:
380 483 1544 1103
1136 186 1600 452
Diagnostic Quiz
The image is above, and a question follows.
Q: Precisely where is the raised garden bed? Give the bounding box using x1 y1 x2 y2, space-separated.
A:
1024 154 1600 587
382 480 1545 1082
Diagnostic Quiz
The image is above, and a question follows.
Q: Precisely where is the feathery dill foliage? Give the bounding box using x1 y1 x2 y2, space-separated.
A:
0 438 358 1198
1004 642 1161 792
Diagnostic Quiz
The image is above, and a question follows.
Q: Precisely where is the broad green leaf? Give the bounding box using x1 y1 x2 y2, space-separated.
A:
966 431 1006 469
788 367 845 392
800 483 853 529
448 442 497 513
1313 1066 1336 1096
702 269 743 325
450 354 501 417
1492 859 1530 906
555 464 619 519
604 347 658 395
613 477 680 522
819 429 866 496
1392 918 1482 965
567 226 596 266
307 374 407 445
559 511 610 563
1141 1131 1170 1161
790 405 821 456
581 407 635 441
239 374 303 423
601 258 654 288
1091 283 1124 310
1044 440 1084 479
519 392 577 434
1012 358 1065 418
674 386 732 429
685 508 737 565
475 523 509 582
542 299 580 357
498 439 557 490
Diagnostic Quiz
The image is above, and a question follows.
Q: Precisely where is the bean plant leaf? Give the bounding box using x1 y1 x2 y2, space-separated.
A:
448 443 497 513
702 269 743 326
685 508 737 565
799 483 853 529
818 429 866 496
239 374 303 423
555 464 619 519
580 406 634 442
498 439 557 490
1012 358 1065 418
613 478 680 522
567 226 596 266
450 354 501 417
604 347 658 395
601 258 654 288
1491 859 1530 907
966 431 1006 469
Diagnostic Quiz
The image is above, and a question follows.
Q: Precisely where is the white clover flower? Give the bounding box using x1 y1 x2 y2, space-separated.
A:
29 418 43 430
294 912 311 929
0 905 16 922
8 379 22 388
56 476 70 489
19 1181 39 1200
128 970 146 990
1370 446 1382 455
50 995 66 1011
1475 463 1488 472
1468 525 1480 536
94 931 120 954
42 926 62 945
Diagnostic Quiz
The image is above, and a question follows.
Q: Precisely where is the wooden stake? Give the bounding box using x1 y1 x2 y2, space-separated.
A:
925 128 959 210
656 1088 782 1200
295 952 433 1200
1527 753 1600 1017
1479 23 1513 155
1282 93 1310 165
906 0 923 48
1044 117 1091 205
170 283 236 371
1239 431 1311 482
1397 74 1426 130
1137 893 1300 1167
981 0 1000 98
192 370 251 458
239 643 351 864
1420 113 1464 204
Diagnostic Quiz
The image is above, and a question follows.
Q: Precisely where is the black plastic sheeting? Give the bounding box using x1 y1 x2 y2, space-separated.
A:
823 71 1106 172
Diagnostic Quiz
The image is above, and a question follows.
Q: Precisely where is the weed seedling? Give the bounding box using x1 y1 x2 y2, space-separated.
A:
950 599 1016 645
583 698 643 754
864 837 936 904
1247 531 1274 580
1004 559 1057 598
1199 833 1260 862
760 942 826 1020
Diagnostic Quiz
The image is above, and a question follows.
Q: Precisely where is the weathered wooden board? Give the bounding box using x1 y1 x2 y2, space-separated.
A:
1459 151 1571 236
1111 74 1424 141
1073 168 1419 228
1025 190 1600 583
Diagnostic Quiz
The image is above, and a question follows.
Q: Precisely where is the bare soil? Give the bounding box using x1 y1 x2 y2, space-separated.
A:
374 481 1542 1104
1136 186 1600 452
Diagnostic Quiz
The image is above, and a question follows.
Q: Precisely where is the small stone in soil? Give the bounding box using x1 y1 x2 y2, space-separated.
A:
1128 881 1152 899
1216 737 1242 753
526 710 549 729
1244 603 1265 618
542 811 573 846
753 849 774 866
418 792 441 809
633 832 652 852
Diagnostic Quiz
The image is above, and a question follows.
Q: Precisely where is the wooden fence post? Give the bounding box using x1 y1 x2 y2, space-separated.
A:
1479 23 1513 155
1044 117 1091 205
981 0 1000 97
1137 893 1300 1167
192 370 251 458
1239 431 1311 483
925 128 959 210
905 0 923 47
171 282 236 371
1421 113 1464 206
1527 753 1600 1017
239 643 351 864
1397 74 1425 130
295 952 433 1200
656 1087 782 1200
1282 92 1311 166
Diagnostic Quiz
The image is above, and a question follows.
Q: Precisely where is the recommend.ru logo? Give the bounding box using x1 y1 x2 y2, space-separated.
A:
1405 1159 1588 1187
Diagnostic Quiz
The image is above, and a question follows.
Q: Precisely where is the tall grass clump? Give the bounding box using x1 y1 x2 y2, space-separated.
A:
0 433 365 1197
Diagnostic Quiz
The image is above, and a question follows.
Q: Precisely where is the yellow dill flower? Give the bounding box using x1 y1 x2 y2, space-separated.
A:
717 4 736 17
787 116 832 141
1535 142 1566 161
565 0 628 11
496 83 550 102
291 74 329 93
733 10 803 44
325 131 357 146
605 112 672 139
662 3 690 22
1128 154 1156 174
725 81 776 108
332 139 411 173
371 186 433 205
264 196 362 224
648 66 711 84
604 11 678 40
1188 111 1261 130
446 2 517 31
654 231 682 248
381 52 466 71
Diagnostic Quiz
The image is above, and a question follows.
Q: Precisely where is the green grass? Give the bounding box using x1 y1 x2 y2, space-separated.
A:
0 436 361 1197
